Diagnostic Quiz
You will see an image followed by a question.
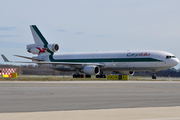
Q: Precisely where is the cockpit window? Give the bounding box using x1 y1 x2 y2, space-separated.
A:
166 56 171 59
166 56 176 59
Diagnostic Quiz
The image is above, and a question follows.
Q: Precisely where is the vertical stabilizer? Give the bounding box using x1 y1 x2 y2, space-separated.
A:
27 25 59 55
30 25 48 46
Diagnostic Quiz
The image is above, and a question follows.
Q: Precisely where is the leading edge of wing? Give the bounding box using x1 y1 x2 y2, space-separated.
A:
30 61 105 66
4 61 105 67
2 54 105 67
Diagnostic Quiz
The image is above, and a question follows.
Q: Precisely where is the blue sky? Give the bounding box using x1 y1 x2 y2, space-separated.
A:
0 0 180 68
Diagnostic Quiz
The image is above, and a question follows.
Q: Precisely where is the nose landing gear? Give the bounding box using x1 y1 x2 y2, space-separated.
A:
152 75 157 79
152 72 157 79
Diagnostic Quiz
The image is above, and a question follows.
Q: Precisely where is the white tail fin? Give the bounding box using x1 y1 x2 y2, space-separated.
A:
27 25 59 55
30 25 48 46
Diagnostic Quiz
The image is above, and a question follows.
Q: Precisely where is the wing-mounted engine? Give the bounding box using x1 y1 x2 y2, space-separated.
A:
27 43 59 54
82 65 100 75
118 71 135 76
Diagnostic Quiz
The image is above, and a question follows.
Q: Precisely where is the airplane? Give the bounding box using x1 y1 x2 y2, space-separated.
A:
1 25 179 79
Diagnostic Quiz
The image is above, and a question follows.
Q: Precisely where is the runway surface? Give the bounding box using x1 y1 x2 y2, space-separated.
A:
0 81 180 113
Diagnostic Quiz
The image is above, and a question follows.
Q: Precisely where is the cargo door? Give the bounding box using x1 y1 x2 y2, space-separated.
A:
158 55 163 68
153 56 163 69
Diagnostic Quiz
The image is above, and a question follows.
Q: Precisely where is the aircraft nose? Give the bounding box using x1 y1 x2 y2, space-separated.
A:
173 58 179 66
165 58 179 67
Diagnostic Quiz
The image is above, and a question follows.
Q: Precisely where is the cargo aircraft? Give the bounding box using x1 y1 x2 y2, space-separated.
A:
1 25 179 79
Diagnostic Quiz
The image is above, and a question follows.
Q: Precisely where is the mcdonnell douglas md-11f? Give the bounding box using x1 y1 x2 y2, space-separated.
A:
1 25 179 79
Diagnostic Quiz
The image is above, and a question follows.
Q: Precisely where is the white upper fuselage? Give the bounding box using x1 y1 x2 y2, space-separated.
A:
40 50 179 72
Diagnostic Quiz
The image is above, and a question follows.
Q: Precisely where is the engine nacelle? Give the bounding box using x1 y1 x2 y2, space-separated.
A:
27 43 59 54
82 65 100 75
27 46 47 54
48 44 59 52
118 71 135 76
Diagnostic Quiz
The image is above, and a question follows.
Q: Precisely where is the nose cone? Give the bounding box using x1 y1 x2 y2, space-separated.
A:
173 58 179 66
165 58 179 68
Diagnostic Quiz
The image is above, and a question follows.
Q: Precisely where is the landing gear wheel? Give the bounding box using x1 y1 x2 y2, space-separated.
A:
103 75 106 78
73 74 84 78
73 74 77 78
152 72 157 79
96 75 106 78
80 74 84 78
85 75 91 78
152 76 157 79
96 75 100 78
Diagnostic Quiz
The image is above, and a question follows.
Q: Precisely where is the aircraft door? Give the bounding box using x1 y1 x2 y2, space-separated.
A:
158 56 164 67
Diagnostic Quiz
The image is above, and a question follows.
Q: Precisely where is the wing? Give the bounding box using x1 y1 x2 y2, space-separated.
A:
1 54 105 67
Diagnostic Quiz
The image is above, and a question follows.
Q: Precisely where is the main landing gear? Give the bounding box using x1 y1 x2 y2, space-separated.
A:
72 74 106 78
96 74 106 78
85 75 91 78
72 74 92 78
72 71 106 78
73 74 84 78
96 71 106 78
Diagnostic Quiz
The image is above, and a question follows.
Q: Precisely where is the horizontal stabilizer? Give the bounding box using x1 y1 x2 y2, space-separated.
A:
1 54 10 62
14 55 44 61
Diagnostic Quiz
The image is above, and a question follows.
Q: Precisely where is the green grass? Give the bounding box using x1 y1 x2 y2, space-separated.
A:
0 76 108 81
0 75 179 81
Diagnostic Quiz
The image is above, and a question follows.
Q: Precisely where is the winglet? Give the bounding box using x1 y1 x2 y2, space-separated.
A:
1 54 10 62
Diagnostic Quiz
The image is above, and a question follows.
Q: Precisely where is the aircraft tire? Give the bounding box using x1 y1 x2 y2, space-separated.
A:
73 74 77 78
152 76 157 79
80 74 84 78
85 75 91 78
96 75 106 78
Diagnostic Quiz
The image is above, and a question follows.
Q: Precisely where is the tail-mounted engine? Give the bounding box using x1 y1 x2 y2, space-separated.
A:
47 44 59 52
27 43 59 54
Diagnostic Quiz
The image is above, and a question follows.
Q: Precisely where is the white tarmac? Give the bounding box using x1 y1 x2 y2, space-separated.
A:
1 106 180 120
